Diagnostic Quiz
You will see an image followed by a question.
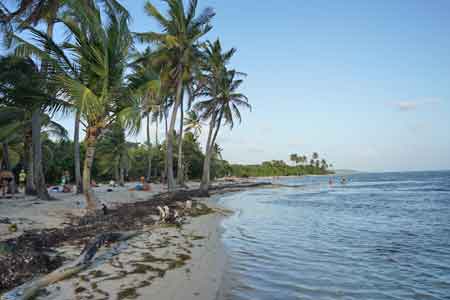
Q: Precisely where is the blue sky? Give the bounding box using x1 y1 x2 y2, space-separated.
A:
4 0 450 171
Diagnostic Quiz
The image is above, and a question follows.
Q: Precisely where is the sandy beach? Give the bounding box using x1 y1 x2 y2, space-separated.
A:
33 199 227 300
0 180 263 300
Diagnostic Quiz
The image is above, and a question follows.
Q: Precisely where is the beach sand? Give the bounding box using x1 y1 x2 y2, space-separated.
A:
32 199 227 300
0 181 246 300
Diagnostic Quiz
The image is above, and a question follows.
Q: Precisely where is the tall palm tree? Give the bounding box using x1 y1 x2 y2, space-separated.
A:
193 39 240 192
196 69 250 192
13 0 134 209
2 0 66 199
128 50 161 182
64 1 133 209
0 55 67 195
136 0 215 191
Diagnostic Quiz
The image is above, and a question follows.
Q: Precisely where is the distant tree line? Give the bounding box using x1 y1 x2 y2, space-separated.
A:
229 153 333 177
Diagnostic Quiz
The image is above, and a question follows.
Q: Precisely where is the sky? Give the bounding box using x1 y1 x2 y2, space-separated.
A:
4 0 450 172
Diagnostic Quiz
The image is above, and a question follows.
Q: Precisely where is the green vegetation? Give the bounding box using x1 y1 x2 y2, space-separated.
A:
0 0 332 209
0 0 247 209
230 153 333 177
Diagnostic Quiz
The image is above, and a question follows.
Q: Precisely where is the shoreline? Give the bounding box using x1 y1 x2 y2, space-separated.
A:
0 180 269 299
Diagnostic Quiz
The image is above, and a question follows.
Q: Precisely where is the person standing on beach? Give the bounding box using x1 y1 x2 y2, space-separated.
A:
19 169 26 193
0 170 15 198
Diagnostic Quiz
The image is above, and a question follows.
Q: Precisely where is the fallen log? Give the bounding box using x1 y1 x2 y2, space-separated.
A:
1 231 140 300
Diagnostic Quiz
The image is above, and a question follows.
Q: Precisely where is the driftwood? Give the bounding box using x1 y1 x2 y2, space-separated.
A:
210 207 234 216
1 232 139 300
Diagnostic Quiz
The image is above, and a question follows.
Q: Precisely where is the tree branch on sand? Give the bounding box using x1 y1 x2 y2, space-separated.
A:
1 232 140 300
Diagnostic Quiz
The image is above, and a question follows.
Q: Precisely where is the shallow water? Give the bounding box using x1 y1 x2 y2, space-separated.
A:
218 171 450 300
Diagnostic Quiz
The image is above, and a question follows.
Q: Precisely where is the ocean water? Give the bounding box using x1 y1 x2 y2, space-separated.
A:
218 171 450 300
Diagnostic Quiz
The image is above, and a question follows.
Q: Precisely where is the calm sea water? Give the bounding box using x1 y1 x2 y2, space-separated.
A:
217 171 450 300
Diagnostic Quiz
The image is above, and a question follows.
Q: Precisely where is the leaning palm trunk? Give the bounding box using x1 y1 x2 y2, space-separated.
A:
200 112 217 192
176 94 184 185
82 127 100 211
166 69 184 191
201 112 223 192
146 114 152 182
74 110 83 194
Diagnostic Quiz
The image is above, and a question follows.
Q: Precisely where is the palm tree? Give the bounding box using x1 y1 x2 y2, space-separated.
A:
136 0 215 191
196 69 250 192
312 152 319 161
0 55 68 196
192 39 237 192
290 153 298 166
13 1 135 209
2 0 66 199
96 123 129 186
320 159 328 171
128 50 161 182
64 1 133 209
184 110 203 138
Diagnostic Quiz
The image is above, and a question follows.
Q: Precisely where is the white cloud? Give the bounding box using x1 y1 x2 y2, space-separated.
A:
397 101 417 111
394 98 441 112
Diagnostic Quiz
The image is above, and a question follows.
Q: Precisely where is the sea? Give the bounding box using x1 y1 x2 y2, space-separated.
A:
217 171 450 300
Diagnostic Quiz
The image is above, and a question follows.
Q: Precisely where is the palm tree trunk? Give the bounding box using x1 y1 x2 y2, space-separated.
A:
176 92 185 185
31 20 55 201
200 112 217 192
74 110 83 194
82 126 99 211
24 127 35 195
161 109 168 183
32 110 51 200
155 115 159 146
114 159 120 183
1 143 10 171
119 166 125 187
146 114 152 182
166 68 183 191
200 111 223 192
154 115 159 178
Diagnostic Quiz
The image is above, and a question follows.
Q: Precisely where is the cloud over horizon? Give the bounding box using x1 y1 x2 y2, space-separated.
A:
394 98 441 112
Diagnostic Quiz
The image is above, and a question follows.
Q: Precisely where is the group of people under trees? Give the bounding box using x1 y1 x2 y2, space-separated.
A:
0 163 155 198
0 168 26 198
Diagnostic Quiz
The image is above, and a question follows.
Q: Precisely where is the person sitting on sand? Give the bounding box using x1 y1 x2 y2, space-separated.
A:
109 180 117 187
131 176 151 192
0 170 15 198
